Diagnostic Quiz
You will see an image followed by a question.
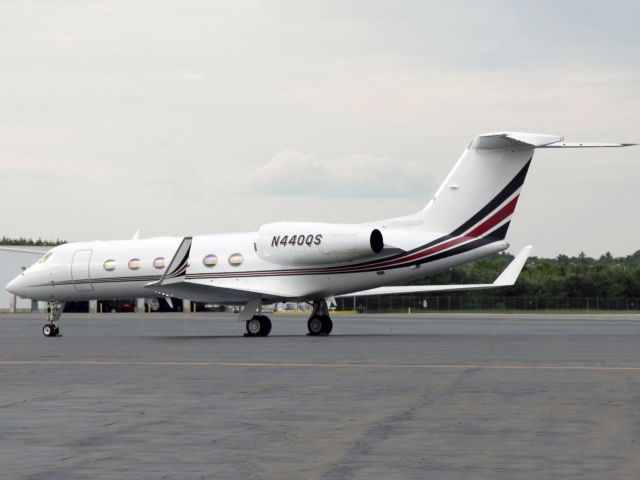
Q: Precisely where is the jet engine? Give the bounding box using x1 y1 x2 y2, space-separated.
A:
255 222 384 266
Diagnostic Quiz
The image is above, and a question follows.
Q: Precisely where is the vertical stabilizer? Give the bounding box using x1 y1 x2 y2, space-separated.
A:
416 132 562 239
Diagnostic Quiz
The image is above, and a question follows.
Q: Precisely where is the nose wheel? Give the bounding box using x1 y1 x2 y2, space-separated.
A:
42 324 59 337
42 302 64 337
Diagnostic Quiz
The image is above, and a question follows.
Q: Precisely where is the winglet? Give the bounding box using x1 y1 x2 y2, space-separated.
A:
493 245 532 286
146 236 192 288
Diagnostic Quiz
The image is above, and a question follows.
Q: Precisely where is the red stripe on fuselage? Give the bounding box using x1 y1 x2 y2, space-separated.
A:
466 195 519 238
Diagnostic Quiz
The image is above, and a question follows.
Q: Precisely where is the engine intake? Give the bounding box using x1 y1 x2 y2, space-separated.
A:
255 222 385 266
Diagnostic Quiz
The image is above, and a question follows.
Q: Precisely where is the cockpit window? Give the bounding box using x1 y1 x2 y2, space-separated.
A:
38 251 53 264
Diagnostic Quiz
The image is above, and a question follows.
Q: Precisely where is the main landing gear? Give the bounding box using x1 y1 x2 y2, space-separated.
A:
245 315 272 337
307 299 333 336
240 298 334 337
43 302 65 337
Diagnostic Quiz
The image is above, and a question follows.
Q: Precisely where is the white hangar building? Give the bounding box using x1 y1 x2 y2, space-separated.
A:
0 246 49 312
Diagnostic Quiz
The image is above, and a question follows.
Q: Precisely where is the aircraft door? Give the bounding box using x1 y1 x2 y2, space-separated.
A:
71 249 94 291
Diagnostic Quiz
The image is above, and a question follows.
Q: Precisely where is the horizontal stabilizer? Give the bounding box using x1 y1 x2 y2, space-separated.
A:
472 132 636 150
539 142 636 148
337 245 532 297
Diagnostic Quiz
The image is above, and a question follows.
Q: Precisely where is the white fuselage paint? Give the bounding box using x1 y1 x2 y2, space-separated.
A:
8 231 507 304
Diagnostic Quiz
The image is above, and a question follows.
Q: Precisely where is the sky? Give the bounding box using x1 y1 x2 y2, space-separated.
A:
1 0 639 257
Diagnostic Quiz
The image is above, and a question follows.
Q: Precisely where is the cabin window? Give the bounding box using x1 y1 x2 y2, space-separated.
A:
203 254 218 267
128 258 142 270
103 259 116 271
153 257 165 269
228 253 244 266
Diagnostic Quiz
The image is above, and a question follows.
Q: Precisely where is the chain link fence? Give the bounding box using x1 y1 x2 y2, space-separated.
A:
335 296 640 313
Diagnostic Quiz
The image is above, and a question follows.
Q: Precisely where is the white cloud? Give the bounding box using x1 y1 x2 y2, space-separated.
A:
248 150 435 198
179 72 206 82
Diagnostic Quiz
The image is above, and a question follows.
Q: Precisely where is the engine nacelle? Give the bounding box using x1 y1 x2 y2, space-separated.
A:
255 222 384 266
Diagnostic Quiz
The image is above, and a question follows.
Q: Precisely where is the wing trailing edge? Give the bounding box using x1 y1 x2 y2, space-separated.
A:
337 245 532 297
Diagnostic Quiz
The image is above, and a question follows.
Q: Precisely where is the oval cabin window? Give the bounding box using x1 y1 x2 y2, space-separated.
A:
103 259 116 271
203 254 218 267
153 257 165 269
228 253 244 266
128 258 142 270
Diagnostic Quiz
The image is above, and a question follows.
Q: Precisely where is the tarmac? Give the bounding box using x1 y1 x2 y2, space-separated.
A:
2 312 640 479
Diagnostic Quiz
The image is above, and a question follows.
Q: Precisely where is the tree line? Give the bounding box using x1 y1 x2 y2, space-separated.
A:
418 250 640 299
0 236 66 247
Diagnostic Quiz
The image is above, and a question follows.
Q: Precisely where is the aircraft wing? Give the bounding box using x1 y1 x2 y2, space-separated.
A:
337 245 532 297
144 280 292 303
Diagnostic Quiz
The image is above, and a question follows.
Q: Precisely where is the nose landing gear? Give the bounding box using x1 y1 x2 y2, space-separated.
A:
42 302 65 337
42 323 59 337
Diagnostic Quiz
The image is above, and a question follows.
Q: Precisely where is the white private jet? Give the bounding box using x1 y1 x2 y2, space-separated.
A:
6 132 635 337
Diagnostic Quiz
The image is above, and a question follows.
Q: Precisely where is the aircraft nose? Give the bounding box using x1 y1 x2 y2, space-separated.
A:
6 275 25 296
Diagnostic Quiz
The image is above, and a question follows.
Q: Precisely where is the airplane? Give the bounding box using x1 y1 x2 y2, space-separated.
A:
5 132 635 337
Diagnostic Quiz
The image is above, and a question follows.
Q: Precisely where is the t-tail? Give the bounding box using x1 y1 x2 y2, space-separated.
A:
413 132 635 241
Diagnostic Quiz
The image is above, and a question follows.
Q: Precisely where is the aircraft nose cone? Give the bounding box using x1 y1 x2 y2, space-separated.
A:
6 275 24 296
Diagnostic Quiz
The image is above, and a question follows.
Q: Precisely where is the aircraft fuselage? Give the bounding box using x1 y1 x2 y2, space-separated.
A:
8 231 507 304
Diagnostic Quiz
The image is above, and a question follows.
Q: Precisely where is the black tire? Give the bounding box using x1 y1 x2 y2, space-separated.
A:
320 315 333 335
53 325 60 336
307 315 323 336
258 316 272 337
42 324 53 337
246 317 261 336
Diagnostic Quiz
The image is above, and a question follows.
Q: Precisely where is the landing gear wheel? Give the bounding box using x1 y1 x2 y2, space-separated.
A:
245 315 272 337
307 315 323 335
320 315 333 335
42 324 56 337
308 315 333 336
53 324 60 336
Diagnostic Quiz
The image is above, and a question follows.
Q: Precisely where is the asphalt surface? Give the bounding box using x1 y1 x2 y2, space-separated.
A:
2 312 640 479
